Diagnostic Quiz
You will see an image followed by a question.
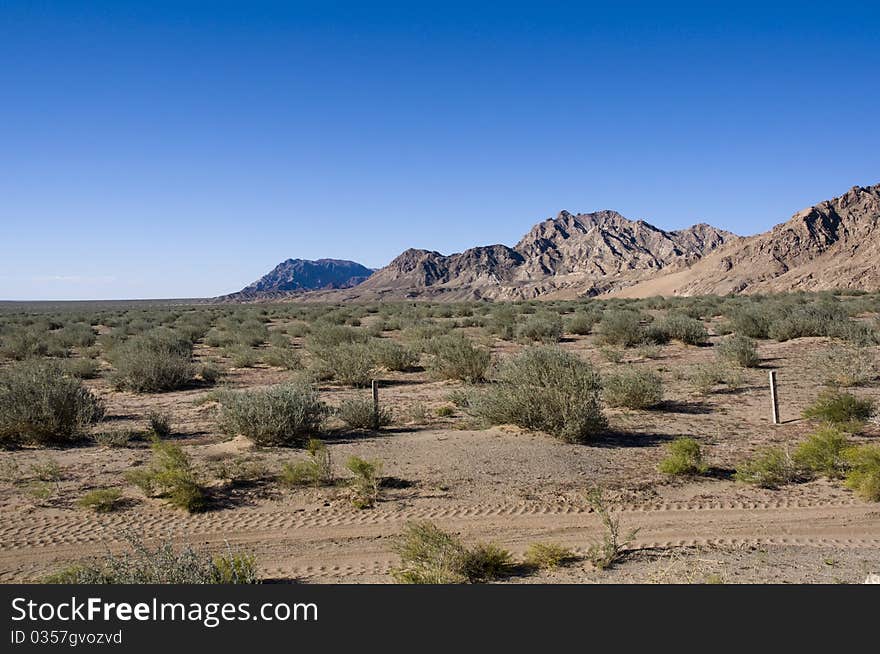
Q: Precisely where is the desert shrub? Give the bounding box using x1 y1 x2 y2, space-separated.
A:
516 313 563 344
768 302 849 342
657 313 709 346
802 390 874 428
793 426 849 479
600 346 625 363
93 429 141 448
734 447 803 488
147 410 172 438
31 458 63 481
63 358 101 379
111 328 194 392
261 346 302 370
564 311 600 336
57 323 97 348
345 456 381 509
224 344 260 368
688 362 743 395
486 305 518 340
406 403 429 425
844 445 880 502
728 306 772 339
0 360 105 446
0 329 51 360
471 346 605 443
46 536 258 584
811 345 877 387
435 405 455 417
313 342 375 387
77 488 123 513
427 334 491 383
337 396 392 431
126 438 206 512
197 363 223 384
659 438 708 476
368 339 418 371
391 521 512 584
279 438 333 487
586 488 638 570
219 381 326 446
306 324 367 349
523 542 576 570
602 367 663 409
716 335 760 368
597 310 644 347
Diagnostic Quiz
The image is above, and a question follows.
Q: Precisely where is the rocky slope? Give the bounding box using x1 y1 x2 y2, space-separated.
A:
221 259 373 301
612 183 880 297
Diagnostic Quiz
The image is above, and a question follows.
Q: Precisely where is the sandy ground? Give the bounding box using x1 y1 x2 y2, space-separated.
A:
1 328 879 584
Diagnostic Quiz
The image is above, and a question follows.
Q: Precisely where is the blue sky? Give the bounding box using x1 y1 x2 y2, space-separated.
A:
1 1 878 300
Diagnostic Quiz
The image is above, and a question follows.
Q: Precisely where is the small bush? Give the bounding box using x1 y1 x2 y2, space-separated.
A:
368 339 418 372
844 445 880 501
734 447 803 489
147 410 172 438
125 438 207 512
63 358 101 379
345 456 381 509
516 313 563 344
802 390 874 428
688 362 743 395
812 345 877 387
219 382 326 446
337 396 392 431
435 405 455 417
31 458 63 481
46 536 258 584
111 329 194 392
586 488 638 570
597 310 644 347
94 429 141 448
794 426 849 479
0 361 105 446
427 335 491 383
602 367 663 409
279 438 333 488
313 342 375 387
659 438 708 476
77 488 123 513
716 335 760 368
728 306 772 339
564 311 600 336
523 542 576 570
657 314 709 346
391 521 512 584
224 344 260 368
472 347 604 443
261 347 302 370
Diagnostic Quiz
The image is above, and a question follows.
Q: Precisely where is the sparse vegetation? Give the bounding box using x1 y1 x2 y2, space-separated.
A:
125 438 207 512
427 334 491 383
219 381 326 446
802 390 874 429
523 542 576 570
602 367 663 409
659 438 708 476
586 488 638 570
844 445 880 502
793 426 850 479
716 334 760 368
337 396 392 431
111 328 195 392
345 456 382 509
280 438 334 487
734 447 803 489
77 488 124 513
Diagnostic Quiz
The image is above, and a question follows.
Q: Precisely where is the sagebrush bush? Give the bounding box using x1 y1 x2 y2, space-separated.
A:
63 358 101 379
802 390 874 428
427 334 491 383
337 396 392 430
313 342 375 387
793 426 849 479
279 439 333 487
261 346 302 370
844 445 880 502
716 335 760 368
111 328 195 392
564 310 600 336
147 410 172 438
46 536 258 584
657 313 709 346
77 488 123 513
368 339 418 371
597 310 644 347
523 542 576 570
734 447 803 488
811 345 876 387
602 367 663 409
727 305 772 339
471 346 605 443
125 438 206 512
659 438 708 476
391 521 512 584
688 362 743 395
0 360 105 446
219 382 326 446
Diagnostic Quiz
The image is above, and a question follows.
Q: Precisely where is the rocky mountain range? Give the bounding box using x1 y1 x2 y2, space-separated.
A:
222 182 880 301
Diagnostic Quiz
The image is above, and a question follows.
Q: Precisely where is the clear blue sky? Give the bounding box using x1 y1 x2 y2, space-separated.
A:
2 1 878 300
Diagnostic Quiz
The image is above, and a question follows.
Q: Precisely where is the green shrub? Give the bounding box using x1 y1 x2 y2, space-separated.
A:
111 328 195 392
46 536 258 584
844 445 880 501
564 311 600 336
597 310 644 347
435 405 455 417
345 456 381 509
688 362 743 395
811 345 876 387
77 488 123 513
224 344 260 368
471 346 605 443
63 358 101 379
368 339 418 371
728 306 772 339
659 438 708 476
427 334 491 383
523 542 576 570
802 390 874 428
793 426 849 479
306 324 367 349
657 313 709 346
391 521 512 584
313 342 375 387
716 335 760 368
126 438 206 512
337 396 392 431
279 438 333 488
219 382 326 446
586 488 638 570
516 313 563 344
602 367 663 409
0 361 105 446
261 347 302 370
147 410 172 438
734 447 802 488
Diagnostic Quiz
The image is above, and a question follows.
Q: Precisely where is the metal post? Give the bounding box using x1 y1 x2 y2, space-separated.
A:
769 370 780 425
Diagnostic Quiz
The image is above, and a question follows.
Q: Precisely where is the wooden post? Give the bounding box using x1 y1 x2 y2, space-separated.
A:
371 379 379 415
769 370 780 425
